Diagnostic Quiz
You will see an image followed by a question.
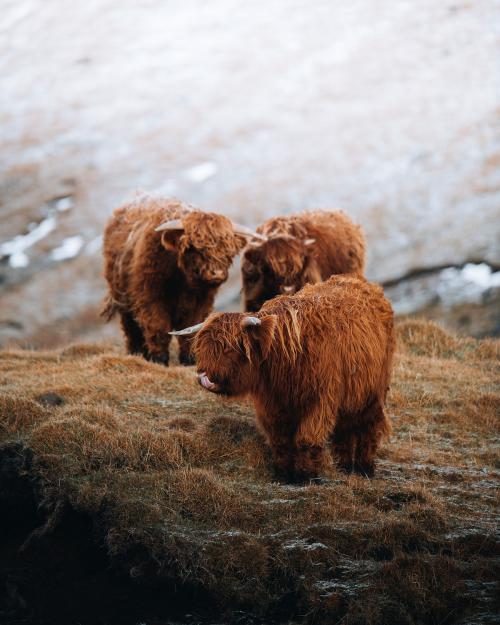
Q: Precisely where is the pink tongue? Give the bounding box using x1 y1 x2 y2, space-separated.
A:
200 373 215 390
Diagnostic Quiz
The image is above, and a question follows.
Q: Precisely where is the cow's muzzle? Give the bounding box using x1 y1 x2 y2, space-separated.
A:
203 269 227 285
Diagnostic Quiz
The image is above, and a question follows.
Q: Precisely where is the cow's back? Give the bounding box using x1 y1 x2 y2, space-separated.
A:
102 197 191 310
261 275 394 413
301 211 365 277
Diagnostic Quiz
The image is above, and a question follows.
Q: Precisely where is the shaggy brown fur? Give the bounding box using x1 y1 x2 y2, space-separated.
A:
241 210 366 311
101 196 248 365
189 274 394 482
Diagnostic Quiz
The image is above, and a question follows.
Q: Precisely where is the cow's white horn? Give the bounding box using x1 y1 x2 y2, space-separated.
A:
304 238 316 246
232 223 266 241
169 322 204 336
269 232 294 241
155 219 184 232
242 316 261 327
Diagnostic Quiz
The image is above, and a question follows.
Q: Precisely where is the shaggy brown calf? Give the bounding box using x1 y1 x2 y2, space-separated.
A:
172 274 394 482
102 196 256 365
241 210 366 311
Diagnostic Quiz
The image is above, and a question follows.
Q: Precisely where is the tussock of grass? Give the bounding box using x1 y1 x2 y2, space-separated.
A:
396 318 500 361
0 321 499 623
0 395 50 432
60 342 114 359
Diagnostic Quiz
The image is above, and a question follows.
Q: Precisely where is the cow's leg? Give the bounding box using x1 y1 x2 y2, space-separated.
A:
177 335 196 366
120 312 147 356
293 407 335 482
134 303 172 366
269 431 297 482
255 408 296 482
330 417 357 474
352 397 390 478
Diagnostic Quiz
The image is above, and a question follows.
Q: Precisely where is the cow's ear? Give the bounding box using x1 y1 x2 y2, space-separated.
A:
241 315 277 360
160 230 183 252
235 233 250 251
243 245 262 265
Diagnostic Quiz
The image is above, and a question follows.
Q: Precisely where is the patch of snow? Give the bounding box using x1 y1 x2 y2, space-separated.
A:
50 235 84 261
283 539 328 551
54 196 74 212
314 580 339 592
184 162 217 183
7 252 30 268
459 263 500 290
85 235 102 255
314 578 368 598
304 542 328 551
0 216 56 268
274 483 305 491
438 263 500 307
388 262 500 315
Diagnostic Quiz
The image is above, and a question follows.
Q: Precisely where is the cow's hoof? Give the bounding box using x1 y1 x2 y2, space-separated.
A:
148 353 169 366
337 461 355 475
271 466 295 484
352 462 375 478
287 470 318 485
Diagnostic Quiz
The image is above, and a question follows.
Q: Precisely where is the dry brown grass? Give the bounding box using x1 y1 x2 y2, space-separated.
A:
0 320 499 624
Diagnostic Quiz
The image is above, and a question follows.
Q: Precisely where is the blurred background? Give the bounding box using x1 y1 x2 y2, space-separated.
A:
1 0 499 349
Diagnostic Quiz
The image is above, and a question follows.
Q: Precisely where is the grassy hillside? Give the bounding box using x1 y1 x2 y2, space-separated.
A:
0 320 499 625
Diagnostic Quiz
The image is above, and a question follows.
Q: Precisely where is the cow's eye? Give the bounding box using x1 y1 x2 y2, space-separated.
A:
244 268 260 283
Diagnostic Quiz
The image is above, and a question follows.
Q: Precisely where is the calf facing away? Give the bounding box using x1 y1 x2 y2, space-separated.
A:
172 275 395 482
102 196 255 365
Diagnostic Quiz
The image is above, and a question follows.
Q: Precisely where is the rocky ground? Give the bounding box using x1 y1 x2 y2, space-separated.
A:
1 0 500 347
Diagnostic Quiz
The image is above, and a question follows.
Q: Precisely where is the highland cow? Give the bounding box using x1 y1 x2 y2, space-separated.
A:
101 196 257 365
241 210 366 311
172 275 394 482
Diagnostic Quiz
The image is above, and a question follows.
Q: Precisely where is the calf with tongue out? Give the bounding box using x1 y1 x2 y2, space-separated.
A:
170 275 395 483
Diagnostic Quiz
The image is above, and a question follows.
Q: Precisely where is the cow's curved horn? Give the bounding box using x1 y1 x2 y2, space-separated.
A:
241 316 261 327
268 232 295 241
232 223 267 241
169 322 204 336
304 238 316 246
155 219 184 232
247 237 265 248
